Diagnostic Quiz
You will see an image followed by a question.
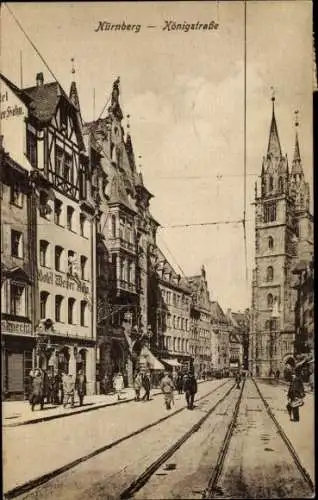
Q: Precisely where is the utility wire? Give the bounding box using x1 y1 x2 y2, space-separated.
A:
160 219 245 229
4 3 61 88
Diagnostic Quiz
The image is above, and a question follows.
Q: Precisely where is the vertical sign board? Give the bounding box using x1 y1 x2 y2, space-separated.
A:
0 79 32 171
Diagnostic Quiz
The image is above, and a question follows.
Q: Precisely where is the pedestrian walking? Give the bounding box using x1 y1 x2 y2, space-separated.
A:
63 373 75 408
183 371 197 409
235 371 241 389
134 371 143 401
286 372 305 422
160 371 175 410
29 369 44 411
176 373 184 394
113 371 124 400
275 369 280 380
142 371 151 401
75 369 87 406
102 373 110 394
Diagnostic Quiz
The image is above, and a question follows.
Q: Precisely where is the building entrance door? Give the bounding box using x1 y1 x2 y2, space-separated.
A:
7 352 24 394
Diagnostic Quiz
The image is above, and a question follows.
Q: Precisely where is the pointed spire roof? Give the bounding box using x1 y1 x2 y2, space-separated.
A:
291 111 303 176
267 95 282 157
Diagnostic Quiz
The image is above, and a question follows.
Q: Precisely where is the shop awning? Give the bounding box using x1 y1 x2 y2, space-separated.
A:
161 358 182 367
140 347 164 370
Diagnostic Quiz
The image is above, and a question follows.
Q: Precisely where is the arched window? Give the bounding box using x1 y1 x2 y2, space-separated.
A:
173 316 176 329
80 214 86 237
40 240 50 267
269 176 273 192
55 246 64 272
80 256 87 280
68 298 76 324
177 338 181 352
173 337 176 351
55 295 64 322
268 236 274 250
278 177 283 193
80 300 87 326
267 293 273 309
266 266 274 281
40 291 49 319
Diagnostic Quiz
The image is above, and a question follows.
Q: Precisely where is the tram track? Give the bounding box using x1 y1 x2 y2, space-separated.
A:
119 382 238 499
203 378 314 499
252 378 314 495
4 380 231 500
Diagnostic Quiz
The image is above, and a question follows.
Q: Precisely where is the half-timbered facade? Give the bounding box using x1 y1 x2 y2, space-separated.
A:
22 73 97 394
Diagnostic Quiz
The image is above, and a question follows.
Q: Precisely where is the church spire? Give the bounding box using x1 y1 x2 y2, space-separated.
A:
291 110 303 176
69 58 81 114
267 89 282 157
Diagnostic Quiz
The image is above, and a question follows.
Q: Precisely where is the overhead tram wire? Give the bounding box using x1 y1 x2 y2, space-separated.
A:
157 232 186 278
160 219 244 229
4 3 62 88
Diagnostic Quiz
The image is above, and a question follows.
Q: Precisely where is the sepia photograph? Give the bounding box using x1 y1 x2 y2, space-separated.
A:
1 1 315 498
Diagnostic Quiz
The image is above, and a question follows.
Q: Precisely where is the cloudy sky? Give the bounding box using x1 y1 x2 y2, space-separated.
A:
1 1 313 311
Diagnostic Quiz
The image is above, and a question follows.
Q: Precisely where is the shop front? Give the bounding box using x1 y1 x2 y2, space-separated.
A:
1 319 36 400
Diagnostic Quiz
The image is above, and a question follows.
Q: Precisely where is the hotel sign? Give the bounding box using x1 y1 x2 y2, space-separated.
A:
38 269 90 295
2 320 32 335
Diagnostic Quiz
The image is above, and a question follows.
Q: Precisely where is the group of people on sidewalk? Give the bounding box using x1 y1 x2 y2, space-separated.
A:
160 371 198 410
27 368 87 411
133 371 151 402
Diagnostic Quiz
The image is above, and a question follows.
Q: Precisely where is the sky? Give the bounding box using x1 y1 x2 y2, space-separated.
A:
1 1 314 312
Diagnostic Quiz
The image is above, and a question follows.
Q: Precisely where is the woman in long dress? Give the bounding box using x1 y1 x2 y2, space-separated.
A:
113 372 124 400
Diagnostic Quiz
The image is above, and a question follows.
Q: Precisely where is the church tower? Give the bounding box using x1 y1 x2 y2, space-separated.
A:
250 95 301 377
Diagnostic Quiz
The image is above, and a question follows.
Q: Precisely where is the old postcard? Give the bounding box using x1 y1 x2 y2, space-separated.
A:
1 1 315 498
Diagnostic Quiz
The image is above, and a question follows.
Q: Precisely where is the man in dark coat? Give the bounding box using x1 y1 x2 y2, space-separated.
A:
142 371 151 401
183 372 197 409
75 369 87 406
235 372 242 389
29 369 44 411
287 372 305 422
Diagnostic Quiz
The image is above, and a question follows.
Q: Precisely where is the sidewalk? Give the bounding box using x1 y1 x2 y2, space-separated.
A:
2 380 208 427
2 388 161 427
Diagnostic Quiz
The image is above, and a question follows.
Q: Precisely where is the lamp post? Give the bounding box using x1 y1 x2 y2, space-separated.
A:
269 297 280 375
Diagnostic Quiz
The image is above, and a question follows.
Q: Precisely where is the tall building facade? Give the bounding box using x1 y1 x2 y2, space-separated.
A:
250 98 313 377
86 78 160 387
148 246 192 373
0 72 98 396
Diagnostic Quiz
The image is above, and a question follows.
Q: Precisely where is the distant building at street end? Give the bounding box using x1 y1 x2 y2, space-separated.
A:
187 266 212 377
226 309 250 372
250 96 313 378
210 300 231 375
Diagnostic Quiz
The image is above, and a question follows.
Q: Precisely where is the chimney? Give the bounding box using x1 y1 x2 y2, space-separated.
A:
36 72 44 87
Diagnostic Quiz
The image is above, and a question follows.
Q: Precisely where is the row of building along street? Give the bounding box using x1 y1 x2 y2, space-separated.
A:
0 70 313 400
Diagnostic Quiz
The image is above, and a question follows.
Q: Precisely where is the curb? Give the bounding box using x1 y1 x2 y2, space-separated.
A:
4 380 208 427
